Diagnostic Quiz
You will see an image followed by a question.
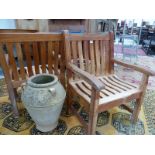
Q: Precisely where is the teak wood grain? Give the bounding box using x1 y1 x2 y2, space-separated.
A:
23 42 33 76
5 43 19 81
64 30 155 135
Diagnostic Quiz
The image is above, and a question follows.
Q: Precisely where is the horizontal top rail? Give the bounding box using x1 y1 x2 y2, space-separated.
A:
65 32 110 41
0 33 63 42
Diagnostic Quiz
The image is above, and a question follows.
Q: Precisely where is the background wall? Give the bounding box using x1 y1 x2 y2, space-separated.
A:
0 19 16 29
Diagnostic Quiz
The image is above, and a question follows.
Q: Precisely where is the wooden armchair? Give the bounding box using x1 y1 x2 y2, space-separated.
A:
0 33 65 116
64 31 155 135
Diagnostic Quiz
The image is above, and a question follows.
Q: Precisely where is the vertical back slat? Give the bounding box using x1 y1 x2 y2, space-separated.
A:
15 43 26 79
59 41 65 87
71 41 78 80
83 41 90 72
40 42 47 73
105 41 109 75
100 40 104 75
109 32 114 74
23 42 33 76
94 40 100 76
47 41 54 74
6 43 19 81
77 41 84 70
32 42 40 74
54 41 59 75
89 41 95 74
71 41 78 65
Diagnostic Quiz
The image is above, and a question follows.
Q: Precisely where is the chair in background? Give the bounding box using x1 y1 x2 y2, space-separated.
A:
142 36 155 55
0 33 66 116
64 31 155 134
120 34 139 62
139 28 148 44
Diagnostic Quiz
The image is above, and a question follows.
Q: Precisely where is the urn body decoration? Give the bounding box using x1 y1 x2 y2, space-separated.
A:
21 74 66 132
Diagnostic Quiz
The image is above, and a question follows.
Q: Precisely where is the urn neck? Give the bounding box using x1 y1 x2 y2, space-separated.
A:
27 74 58 88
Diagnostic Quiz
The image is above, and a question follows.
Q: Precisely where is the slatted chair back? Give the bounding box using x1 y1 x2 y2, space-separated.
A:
0 33 65 89
64 32 114 77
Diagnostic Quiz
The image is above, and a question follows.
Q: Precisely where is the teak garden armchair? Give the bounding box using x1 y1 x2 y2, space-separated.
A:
64 31 155 135
0 33 65 116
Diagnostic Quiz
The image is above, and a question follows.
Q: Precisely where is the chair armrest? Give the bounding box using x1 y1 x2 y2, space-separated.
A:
113 58 155 76
67 63 105 91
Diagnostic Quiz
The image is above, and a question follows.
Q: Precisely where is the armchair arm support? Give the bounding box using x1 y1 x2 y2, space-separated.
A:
113 58 155 76
67 63 105 91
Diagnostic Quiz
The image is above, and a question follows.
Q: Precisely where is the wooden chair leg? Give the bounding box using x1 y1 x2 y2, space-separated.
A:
7 86 19 116
88 109 98 135
13 88 19 100
87 88 100 135
131 99 142 123
131 74 148 123
66 88 73 115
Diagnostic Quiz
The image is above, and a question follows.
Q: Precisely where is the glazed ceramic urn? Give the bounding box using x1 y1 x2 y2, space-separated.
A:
21 74 66 132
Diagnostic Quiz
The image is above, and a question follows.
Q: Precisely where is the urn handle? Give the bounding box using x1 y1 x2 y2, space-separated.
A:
49 88 56 97
21 82 26 91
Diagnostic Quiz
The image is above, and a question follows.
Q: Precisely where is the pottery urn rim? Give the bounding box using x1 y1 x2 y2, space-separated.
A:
27 73 58 88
